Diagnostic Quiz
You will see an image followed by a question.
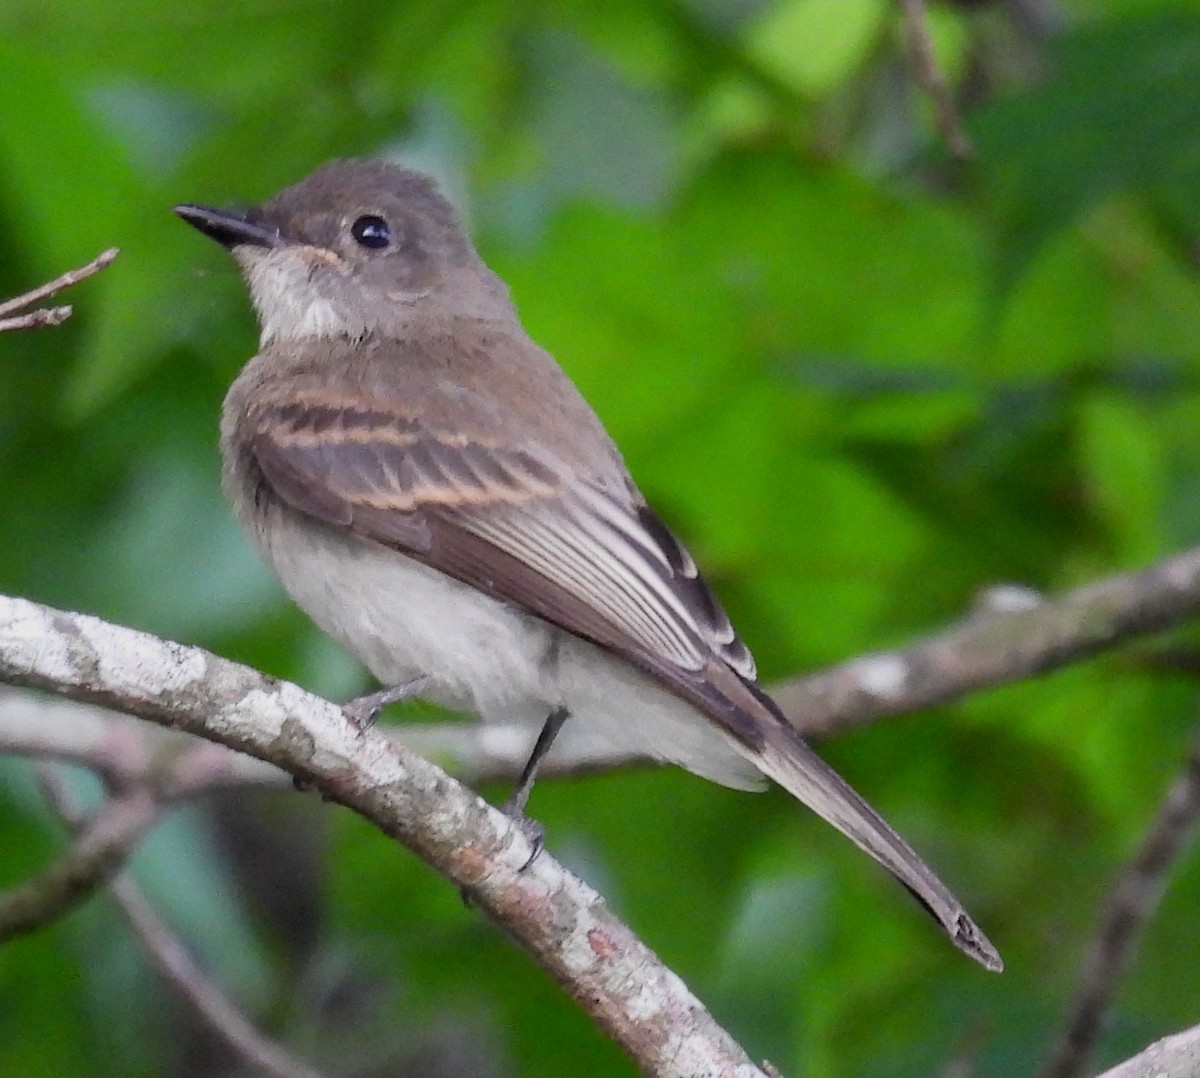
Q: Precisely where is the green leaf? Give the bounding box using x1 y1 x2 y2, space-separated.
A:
744 0 887 96
974 11 1200 285
1076 391 1164 562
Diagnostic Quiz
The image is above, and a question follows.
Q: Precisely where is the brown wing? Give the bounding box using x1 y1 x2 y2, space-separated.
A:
244 399 1005 971
246 400 767 747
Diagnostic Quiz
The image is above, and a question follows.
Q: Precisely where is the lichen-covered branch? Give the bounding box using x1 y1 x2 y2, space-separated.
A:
0 594 765 1078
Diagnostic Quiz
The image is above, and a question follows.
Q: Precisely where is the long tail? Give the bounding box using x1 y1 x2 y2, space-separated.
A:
747 718 1002 971
628 644 1002 970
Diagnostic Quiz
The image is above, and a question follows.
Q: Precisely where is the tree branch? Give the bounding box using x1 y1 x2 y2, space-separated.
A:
0 594 767 1078
773 547 1200 736
6 541 1200 1071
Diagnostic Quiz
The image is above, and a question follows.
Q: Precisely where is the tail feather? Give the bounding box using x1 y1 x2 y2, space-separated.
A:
609 642 1001 969
751 724 1003 972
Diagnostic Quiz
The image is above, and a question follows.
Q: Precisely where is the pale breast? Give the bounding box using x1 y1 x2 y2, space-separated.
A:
253 500 560 722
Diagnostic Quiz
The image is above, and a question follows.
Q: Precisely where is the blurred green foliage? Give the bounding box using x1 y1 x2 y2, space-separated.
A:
3 0 1200 1075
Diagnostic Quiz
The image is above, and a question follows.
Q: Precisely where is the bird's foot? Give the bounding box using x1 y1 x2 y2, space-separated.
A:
342 675 431 731
499 793 547 871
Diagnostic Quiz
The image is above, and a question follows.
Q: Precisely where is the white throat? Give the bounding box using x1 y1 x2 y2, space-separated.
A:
237 247 363 346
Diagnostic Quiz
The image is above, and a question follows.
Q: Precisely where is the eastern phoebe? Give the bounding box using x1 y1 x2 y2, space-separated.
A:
175 159 1000 971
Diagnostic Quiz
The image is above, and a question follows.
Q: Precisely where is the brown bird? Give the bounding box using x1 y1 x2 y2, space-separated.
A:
175 159 1001 971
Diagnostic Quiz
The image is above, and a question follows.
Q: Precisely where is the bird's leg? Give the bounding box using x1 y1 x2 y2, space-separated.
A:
342 675 431 730
501 706 570 868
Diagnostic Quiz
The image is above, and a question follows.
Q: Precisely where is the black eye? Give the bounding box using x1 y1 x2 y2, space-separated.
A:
351 215 391 249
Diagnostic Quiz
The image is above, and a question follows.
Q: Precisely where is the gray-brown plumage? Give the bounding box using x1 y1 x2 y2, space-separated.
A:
175 159 1001 971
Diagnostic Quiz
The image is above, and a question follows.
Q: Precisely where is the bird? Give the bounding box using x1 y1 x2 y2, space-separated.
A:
174 158 1001 971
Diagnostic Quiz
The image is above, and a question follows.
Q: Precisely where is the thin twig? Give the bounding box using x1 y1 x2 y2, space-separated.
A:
0 247 119 332
34 765 330 1078
0 783 160 941
113 879 329 1078
896 0 973 160
1043 721 1200 1078
0 306 74 332
0 247 119 315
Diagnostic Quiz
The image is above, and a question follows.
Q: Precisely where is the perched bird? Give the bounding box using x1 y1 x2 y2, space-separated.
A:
175 159 1000 971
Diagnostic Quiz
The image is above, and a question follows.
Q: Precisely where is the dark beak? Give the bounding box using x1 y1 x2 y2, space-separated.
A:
173 204 285 250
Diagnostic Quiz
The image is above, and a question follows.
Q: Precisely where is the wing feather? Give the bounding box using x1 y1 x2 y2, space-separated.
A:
247 401 760 713
242 399 1005 968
